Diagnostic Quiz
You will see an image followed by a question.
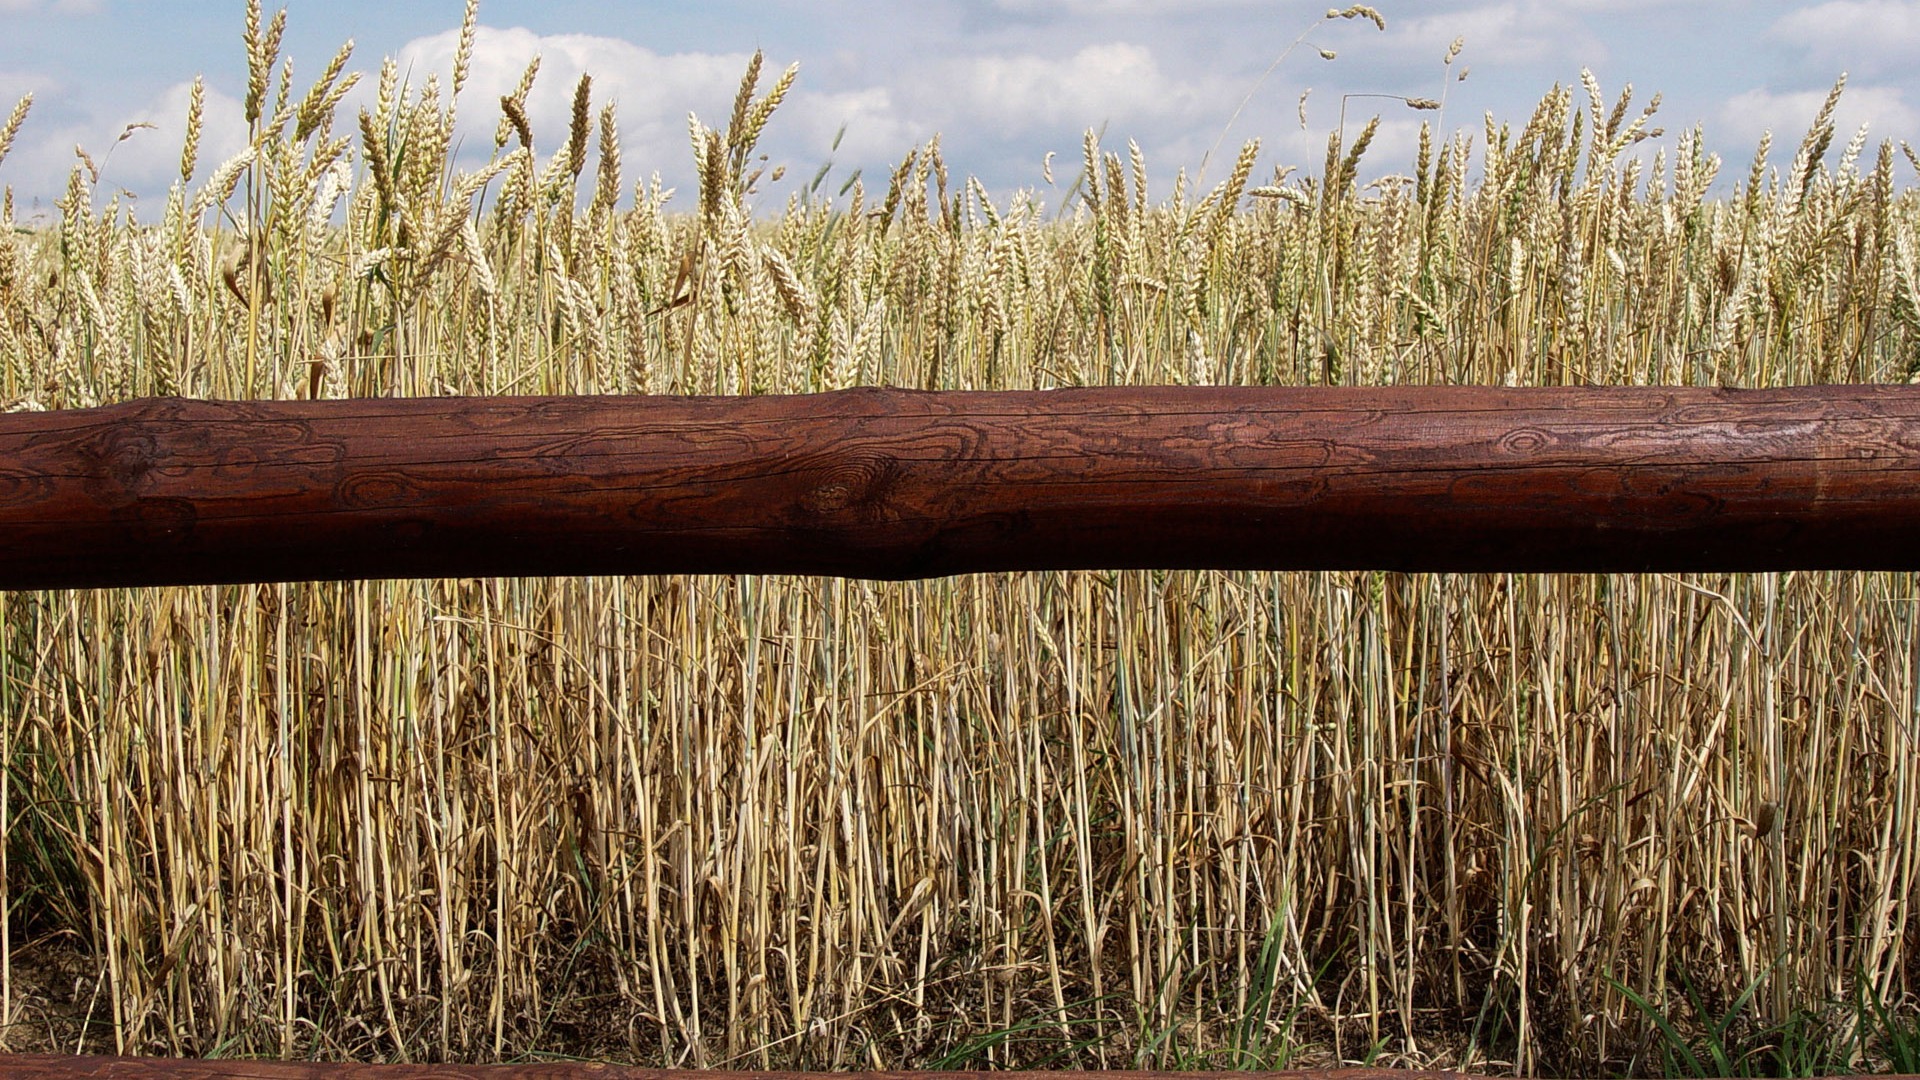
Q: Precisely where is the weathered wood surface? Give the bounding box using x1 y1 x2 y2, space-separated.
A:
0 1060 1491 1080
2 384 1919 589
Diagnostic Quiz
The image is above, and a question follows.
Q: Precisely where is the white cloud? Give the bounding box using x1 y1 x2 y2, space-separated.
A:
108 80 249 195
1770 1 1920 76
0 70 38 102
0 0 100 13
387 24 938 204
0 0 1853 216
1716 83 1918 151
0 74 246 217
943 43 1207 134
1388 2 1606 68
1561 0 1722 8
781 87 923 167
396 25 759 183
991 0 1259 13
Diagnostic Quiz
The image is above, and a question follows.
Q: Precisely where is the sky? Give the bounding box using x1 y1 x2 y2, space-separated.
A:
0 0 1913 220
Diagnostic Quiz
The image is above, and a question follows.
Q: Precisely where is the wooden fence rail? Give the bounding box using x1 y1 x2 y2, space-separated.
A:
3 384 1919 588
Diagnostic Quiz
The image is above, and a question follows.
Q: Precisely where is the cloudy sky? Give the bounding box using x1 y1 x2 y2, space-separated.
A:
0 0 1911 219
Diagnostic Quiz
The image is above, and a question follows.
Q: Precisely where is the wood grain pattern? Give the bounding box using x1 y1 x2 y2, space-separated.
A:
0 1059 1492 1080
3 384 1919 589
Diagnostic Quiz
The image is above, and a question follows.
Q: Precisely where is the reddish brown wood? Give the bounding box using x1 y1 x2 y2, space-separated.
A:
0 1060 1491 1080
2 384 1919 589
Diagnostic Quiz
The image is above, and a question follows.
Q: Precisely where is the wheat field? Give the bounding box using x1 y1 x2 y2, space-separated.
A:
2 3 1920 1075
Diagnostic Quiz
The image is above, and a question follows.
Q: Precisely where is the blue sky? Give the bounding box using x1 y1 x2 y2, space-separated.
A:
0 0 1912 218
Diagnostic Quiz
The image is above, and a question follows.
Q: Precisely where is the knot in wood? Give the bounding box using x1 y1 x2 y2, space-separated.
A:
338 470 425 509
799 453 897 518
105 432 161 493
1496 427 1554 455
0 468 50 508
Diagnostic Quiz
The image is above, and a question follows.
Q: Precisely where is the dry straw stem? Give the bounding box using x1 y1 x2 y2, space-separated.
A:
2 9 1920 1078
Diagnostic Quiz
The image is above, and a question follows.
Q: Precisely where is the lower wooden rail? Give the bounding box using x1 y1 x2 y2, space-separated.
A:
0 1061 1489 1079
5 384 1920 588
